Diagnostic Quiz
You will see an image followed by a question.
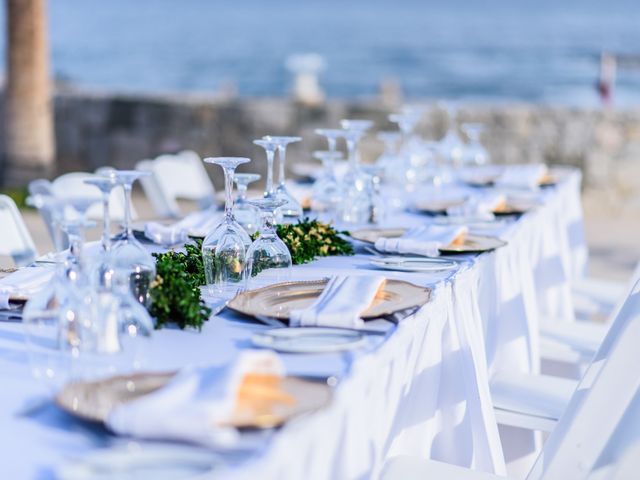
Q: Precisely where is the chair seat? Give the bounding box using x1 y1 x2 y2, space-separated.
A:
572 277 626 321
540 320 608 355
491 371 577 426
381 455 503 480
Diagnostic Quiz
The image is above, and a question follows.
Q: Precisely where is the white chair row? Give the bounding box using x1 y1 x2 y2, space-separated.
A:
28 170 133 251
135 150 216 218
383 277 640 479
540 261 640 379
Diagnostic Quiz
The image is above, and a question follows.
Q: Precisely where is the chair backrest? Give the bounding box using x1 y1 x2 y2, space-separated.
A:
606 260 640 324
150 151 216 217
27 179 68 251
0 195 38 266
528 279 640 479
51 172 130 221
135 159 176 218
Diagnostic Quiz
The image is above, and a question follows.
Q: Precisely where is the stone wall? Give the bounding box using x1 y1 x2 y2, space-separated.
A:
5 89 640 201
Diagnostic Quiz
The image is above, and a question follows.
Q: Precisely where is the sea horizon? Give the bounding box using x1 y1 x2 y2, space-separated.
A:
1 0 639 107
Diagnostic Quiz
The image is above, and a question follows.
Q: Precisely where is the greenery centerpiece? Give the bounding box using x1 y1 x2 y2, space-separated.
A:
148 219 353 330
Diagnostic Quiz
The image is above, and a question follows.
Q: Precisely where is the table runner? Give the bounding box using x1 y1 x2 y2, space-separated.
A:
0 167 585 479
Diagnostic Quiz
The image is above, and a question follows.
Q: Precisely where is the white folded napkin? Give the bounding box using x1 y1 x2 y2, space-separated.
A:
144 208 221 244
0 267 54 309
289 275 386 329
107 350 285 449
144 222 188 246
374 225 468 257
495 164 547 190
446 192 505 219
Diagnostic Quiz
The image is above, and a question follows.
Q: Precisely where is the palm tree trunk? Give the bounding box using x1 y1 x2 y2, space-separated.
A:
2 0 55 185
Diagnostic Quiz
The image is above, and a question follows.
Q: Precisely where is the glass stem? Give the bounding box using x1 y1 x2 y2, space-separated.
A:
323 158 334 180
265 149 274 197
237 183 247 202
261 210 276 236
69 228 84 267
124 184 133 238
223 167 235 219
101 192 111 252
327 137 337 152
277 146 286 188
347 139 358 170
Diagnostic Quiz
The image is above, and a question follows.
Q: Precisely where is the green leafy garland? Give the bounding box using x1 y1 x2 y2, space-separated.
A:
148 220 353 330
149 239 211 330
272 218 353 264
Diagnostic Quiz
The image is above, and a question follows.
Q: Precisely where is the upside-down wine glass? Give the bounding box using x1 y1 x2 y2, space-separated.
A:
439 102 464 168
311 150 342 221
84 176 118 289
22 215 95 396
84 176 154 366
254 137 278 200
244 198 292 291
337 119 375 225
233 173 261 235
461 123 489 166
202 157 252 301
269 136 303 222
314 128 345 153
107 170 156 307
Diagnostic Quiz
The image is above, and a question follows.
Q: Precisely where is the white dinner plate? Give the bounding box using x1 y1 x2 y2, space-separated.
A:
369 258 459 273
252 327 367 353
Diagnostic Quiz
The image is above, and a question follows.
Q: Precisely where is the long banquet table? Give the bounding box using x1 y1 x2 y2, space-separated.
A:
0 166 586 479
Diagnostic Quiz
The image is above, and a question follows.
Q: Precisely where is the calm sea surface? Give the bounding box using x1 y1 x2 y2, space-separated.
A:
1 0 639 106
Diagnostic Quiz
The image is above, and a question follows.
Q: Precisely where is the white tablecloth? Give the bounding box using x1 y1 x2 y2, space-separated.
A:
0 166 586 479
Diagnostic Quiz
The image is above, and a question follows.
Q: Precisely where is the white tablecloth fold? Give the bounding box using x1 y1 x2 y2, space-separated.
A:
107 350 284 448
375 225 468 257
289 275 386 328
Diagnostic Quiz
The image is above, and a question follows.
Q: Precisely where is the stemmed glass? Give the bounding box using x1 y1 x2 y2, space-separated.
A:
311 150 342 221
314 128 345 153
84 176 118 289
340 119 373 166
337 119 375 225
315 128 348 184
254 137 279 200
244 198 292 290
376 131 402 180
106 170 156 307
438 102 464 167
270 136 303 222
201 157 252 301
233 173 261 235
84 176 154 357
22 215 94 396
461 123 489 166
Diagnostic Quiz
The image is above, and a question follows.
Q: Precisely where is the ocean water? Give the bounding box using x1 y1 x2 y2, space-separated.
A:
1 0 639 106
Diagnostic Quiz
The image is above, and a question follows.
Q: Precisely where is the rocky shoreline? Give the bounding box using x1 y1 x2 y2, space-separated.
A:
5 88 640 206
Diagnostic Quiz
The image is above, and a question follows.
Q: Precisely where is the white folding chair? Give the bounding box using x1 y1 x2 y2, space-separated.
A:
51 172 130 221
135 159 175 218
0 195 38 266
382 280 640 479
146 151 216 218
540 261 640 378
28 178 68 251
